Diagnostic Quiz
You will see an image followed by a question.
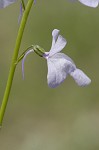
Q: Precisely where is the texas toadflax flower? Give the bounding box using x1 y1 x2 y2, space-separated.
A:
22 29 91 88
0 0 17 8
77 0 99 7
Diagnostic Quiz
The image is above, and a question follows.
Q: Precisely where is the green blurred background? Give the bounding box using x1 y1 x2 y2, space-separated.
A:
0 0 99 149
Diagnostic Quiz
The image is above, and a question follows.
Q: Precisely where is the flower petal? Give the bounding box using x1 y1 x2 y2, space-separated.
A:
79 0 99 7
49 30 67 57
47 53 76 88
51 29 60 49
0 0 16 8
70 68 91 86
22 49 34 79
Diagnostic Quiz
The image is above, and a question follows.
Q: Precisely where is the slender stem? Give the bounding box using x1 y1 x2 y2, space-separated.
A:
0 0 34 126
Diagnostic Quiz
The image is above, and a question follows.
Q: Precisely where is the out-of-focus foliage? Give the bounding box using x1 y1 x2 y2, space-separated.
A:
0 0 99 150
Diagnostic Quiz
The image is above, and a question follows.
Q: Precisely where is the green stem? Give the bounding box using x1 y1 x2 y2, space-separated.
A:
0 0 34 126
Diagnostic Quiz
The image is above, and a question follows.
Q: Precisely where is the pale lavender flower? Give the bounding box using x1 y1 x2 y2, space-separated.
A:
22 29 91 88
43 29 91 88
78 0 99 7
0 0 16 8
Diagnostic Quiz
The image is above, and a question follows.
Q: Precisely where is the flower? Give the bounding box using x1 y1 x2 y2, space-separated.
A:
78 0 99 7
0 0 16 8
22 29 91 88
43 29 91 88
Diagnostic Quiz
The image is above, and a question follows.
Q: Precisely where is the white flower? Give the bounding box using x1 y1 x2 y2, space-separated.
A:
43 29 91 88
0 0 16 8
22 29 91 88
78 0 99 7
